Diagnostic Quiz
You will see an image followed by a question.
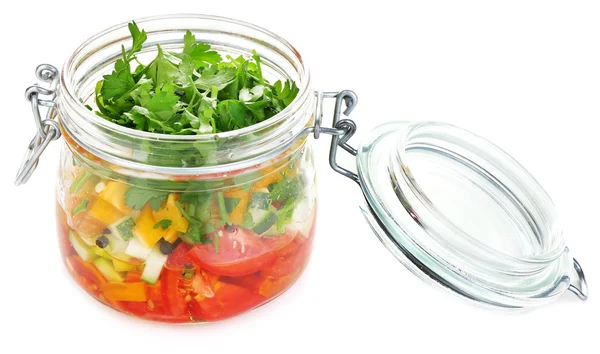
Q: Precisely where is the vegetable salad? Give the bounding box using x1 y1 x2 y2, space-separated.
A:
58 147 316 322
56 22 316 323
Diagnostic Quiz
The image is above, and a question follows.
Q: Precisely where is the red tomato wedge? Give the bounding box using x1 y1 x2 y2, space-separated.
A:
166 242 195 271
188 282 265 321
124 302 190 323
263 230 297 253
261 237 313 279
161 270 187 317
186 228 277 277
221 274 264 293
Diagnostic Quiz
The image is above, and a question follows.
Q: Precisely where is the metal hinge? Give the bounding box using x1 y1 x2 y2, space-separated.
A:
15 64 61 186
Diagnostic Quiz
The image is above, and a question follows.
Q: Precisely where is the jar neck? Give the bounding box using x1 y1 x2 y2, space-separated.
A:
58 15 312 177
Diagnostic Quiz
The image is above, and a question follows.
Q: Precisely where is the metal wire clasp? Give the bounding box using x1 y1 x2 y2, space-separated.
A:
309 90 359 184
15 64 61 186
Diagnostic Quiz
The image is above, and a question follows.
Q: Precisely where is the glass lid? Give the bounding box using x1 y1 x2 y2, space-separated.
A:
355 121 588 309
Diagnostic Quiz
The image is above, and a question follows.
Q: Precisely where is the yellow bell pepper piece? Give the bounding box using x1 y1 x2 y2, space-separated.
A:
153 194 189 244
88 198 124 225
99 181 132 214
132 205 164 248
100 282 147 302
224 188 251 225
253 166 285 189
163 229 179 244
112 258 137 272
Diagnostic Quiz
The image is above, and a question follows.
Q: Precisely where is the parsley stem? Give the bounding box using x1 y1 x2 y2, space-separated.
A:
216 192 230 225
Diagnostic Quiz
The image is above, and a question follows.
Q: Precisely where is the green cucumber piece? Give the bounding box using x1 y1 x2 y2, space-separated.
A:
110 217 135 241
242 212 254 228
93 258 124 282
248 206 269 224
251 206 279 235
69 230 97 262
250 188 272 210
125 238 153 260
141 247 168 284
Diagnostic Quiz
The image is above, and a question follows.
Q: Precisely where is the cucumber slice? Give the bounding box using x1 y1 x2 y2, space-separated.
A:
250 189 272 210
93 258 124 282
295 203 316 238
69 230 97 262
125 238 153 261
141 247 168 284
248 207 269 224
250 206 279 235
109 217 135 241
263 225 280 237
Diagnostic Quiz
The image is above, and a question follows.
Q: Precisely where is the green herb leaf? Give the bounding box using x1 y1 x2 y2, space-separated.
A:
143 86 180 120
181 30 222 68
217 100 251 131
72 199 89 216
274 80 300 107
92 22 300 168
124 187 168 210
153 219 173 229
101 61 136 101
180 192 213 223
146 45 180 87
127 21 147 60
195 66 236 91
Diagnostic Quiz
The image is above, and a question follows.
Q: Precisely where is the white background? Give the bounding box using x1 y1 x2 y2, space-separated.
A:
1 1 598 353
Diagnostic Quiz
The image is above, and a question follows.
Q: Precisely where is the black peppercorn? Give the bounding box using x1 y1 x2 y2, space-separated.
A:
95 235 109 249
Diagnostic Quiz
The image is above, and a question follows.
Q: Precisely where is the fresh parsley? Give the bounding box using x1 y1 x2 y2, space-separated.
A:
124 187 168 211
153 219 173 229
94 22 300 137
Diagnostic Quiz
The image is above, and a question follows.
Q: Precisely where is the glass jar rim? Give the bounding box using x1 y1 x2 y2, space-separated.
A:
58 14 313 174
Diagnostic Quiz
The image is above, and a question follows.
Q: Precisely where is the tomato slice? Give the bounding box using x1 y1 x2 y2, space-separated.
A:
161 270 187 317
187 228 277 277
261 237 313 279
259 274 296 298
221 274 264 293
124 302 191 323
263 230 297 253
188 282 265 321
166 242 195 271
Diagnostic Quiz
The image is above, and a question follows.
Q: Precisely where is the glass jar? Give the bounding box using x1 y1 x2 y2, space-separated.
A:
48 15 318 323
17 14 588 321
